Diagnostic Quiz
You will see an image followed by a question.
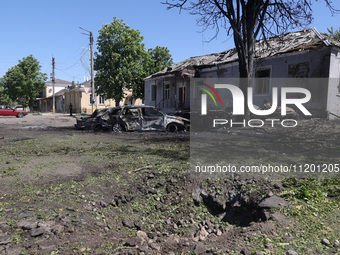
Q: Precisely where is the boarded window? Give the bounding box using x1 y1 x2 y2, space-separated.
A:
179 86 186 104
255 68 271 95
288 62 309 78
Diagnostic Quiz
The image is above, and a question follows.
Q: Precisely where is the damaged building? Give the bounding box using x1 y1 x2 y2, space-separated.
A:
144 28 340 119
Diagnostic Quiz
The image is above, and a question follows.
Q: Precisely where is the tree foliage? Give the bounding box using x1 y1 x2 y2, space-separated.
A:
95 18 147 105
0 79 13 106
95 18 173 105
325 26 340 41
147 46 174 75
1 55 47 108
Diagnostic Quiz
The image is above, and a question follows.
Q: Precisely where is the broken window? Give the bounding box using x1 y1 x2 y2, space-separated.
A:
151 84 157 101
179 86 186 104
123 108 139 116
110 108 121 115
254 68 271 95
288 62 309 78
142 107 163 117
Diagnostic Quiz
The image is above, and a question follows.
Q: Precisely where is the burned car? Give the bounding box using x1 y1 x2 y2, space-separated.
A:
110 106 190 132
75 107 120 131
75 106 190 132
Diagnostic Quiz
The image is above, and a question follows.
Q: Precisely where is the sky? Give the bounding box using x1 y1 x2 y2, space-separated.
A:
0 0 339 83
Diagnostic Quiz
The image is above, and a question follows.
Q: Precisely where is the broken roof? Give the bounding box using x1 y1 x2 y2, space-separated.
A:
145 28 340 80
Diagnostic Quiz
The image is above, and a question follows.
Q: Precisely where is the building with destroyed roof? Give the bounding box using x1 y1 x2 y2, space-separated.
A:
144 28 340 119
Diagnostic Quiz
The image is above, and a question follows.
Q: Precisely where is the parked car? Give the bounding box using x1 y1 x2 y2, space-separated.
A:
75 106 190 132
0 106 27 118
75 107 120 131
13 105 25 111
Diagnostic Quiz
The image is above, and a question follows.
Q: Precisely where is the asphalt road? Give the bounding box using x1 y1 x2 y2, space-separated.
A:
0 113 77 130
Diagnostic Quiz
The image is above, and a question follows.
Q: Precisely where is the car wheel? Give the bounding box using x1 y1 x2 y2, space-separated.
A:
17 112 24 118
167 123 178 132
93 125 102 132
112 123 124 133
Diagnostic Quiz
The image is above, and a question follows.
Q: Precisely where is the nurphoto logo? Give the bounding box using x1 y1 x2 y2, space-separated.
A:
199 83 312 128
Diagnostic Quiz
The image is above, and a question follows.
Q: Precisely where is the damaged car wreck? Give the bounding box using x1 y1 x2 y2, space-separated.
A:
75 106 190 132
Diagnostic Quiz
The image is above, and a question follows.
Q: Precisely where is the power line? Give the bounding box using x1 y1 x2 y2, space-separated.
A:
80 50 91 75
57 38 89 66
57 50 86 68
53 38 91 81
56 49 88 71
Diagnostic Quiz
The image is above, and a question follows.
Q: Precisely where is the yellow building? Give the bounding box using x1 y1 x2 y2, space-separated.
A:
35 79 72 112
64 84 142 114
43 79 72 98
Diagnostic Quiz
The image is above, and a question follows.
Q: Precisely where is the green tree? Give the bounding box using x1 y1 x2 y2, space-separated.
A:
95 18 149 105
147 46 174 75
325 26 340 41
95 18 174 104
2 55 47 109
0 79 13 105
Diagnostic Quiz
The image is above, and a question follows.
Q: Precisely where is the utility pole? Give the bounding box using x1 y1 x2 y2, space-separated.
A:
51 56 55 114
80 27 96 112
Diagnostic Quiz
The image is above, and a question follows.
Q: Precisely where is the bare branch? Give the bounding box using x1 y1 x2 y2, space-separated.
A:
162 0 340 88
254 0 270 38
161 0 188 13
323 0 340 14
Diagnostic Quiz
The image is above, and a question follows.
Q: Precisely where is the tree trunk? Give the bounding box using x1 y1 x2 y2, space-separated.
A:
233 18 256 121
115 98 120 107
234 35 253 121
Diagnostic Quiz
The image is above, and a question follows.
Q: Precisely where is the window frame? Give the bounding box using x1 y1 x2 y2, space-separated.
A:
89 93 93 105
151 84 157 102
254 67 271 95
164 83 170 101
99 95 106 105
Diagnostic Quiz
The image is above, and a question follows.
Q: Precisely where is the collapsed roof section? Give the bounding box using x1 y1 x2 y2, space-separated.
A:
145 28 340 81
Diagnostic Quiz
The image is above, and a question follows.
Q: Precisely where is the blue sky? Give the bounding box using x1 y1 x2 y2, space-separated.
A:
0 0 339 83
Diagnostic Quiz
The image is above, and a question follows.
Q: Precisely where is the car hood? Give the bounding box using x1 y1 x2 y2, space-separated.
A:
76 116 96 123
165 114 189 123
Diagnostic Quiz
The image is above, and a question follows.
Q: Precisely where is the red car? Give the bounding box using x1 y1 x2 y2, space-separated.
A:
0 106 27 118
